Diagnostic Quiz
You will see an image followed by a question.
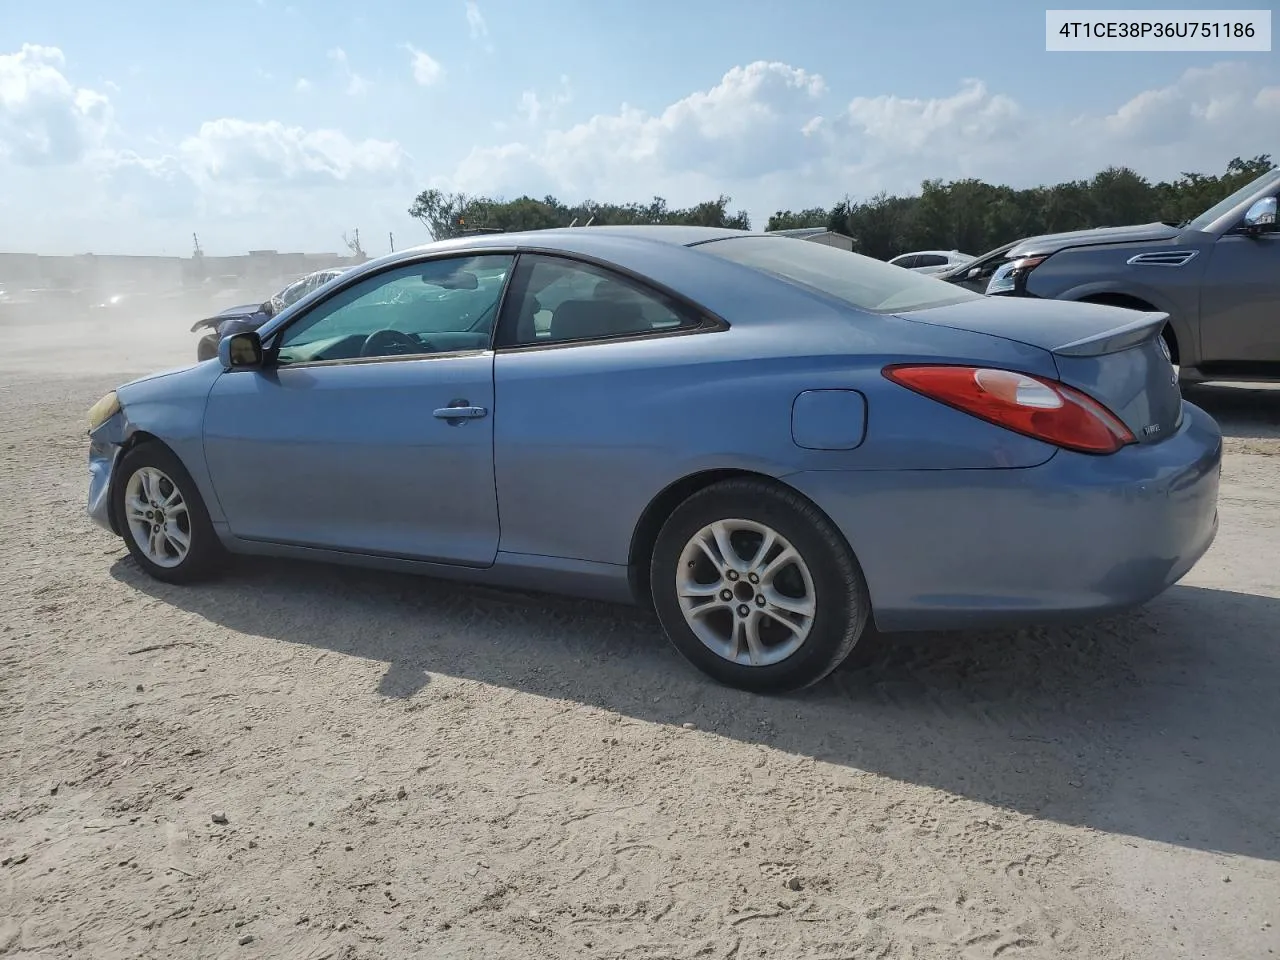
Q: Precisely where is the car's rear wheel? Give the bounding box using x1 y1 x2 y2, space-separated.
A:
650 478 870 692
196 334 219 362
112 442 224 584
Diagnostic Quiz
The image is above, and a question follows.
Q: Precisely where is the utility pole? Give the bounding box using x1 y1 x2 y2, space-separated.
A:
389 232 395 252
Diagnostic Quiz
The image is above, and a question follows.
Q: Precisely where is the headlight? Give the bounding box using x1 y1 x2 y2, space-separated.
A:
986 256 1047 296
87 391 121 432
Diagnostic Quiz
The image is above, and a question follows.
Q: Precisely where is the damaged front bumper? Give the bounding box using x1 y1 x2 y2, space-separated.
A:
87 414 126 535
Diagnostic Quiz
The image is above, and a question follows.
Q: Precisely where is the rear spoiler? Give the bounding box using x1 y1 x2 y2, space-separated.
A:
1052 310 1168 358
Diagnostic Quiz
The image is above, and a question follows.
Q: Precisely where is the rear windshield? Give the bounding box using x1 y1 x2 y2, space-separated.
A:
696 235 981 313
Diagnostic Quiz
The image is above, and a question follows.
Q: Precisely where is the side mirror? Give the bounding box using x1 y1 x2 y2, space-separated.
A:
1242 196 1277 235
219 331 264 371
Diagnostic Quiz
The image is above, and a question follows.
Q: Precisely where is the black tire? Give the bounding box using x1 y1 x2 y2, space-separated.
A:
112 441 225 584
196 334 219 362
649 478 871 693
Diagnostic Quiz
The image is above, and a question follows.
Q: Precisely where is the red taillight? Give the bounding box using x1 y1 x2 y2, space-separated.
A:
882 364 1136 455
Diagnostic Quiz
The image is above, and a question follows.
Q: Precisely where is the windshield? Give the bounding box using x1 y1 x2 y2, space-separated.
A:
697 236 981 313
269 269 345 314
1186 169 1280 232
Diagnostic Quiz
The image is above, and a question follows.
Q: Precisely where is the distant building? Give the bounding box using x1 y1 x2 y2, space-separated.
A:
765 227 856 251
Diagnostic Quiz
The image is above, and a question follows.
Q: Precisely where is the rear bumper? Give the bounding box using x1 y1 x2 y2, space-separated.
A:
785 400 1222 632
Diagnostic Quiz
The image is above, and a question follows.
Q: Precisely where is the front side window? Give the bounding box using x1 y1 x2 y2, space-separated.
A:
915 254 948 268
697 236 980 314
275 254 514 365
1186 169 1280 232
497 255 699 347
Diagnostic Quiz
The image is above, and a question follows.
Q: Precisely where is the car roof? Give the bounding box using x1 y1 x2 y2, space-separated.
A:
337 224 764 279
425 224 754 251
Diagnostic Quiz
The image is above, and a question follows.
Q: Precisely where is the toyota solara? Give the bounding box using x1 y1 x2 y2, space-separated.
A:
86 226 1221 692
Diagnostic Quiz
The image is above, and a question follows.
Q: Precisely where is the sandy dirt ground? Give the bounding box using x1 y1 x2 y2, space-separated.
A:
1 306 1278 960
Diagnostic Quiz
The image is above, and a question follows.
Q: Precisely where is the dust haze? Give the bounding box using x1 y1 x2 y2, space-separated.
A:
0 249 364 375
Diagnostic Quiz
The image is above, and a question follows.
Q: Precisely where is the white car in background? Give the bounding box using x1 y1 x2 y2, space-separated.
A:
888 250 976 275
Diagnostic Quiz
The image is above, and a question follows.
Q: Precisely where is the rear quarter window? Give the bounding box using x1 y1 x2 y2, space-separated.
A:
698 236 981 313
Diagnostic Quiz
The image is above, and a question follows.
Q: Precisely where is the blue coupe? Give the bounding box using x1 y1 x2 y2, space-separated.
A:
86 226 1221 692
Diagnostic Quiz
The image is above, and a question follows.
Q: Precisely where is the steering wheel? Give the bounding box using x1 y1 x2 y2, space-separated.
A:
360 329 426 357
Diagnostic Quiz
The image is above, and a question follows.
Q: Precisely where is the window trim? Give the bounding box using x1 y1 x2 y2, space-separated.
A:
261 251 520 370
492 249 727 353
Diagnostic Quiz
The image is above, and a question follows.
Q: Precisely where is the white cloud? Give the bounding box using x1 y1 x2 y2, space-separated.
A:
517 75 571 125
441 60 1280 222
295 77 311 93
465 1 494 52
98 150 198 219
179 118 409 187
845 79 1021 156
1099 62 1277 146
450 61 830 199
327 47 370 96
0 43 112 165
405 45 444 86
4 42 1279 256
465 1 488 40
91 121 415 250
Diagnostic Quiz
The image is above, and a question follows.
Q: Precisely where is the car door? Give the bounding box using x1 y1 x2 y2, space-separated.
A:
490 254 713 564
202 253 515 565
1199 199 1280 364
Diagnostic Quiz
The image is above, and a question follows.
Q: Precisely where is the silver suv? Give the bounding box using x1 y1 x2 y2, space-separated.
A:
941 168 1280 384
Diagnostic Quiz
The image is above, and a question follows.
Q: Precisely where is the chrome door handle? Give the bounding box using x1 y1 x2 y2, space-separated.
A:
433 402 488 421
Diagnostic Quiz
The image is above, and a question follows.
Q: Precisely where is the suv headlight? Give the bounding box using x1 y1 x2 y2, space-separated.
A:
986 256 1047 296
87 391 121 432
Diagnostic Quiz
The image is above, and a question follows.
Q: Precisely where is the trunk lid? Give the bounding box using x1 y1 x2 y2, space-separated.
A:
897 297 1183 445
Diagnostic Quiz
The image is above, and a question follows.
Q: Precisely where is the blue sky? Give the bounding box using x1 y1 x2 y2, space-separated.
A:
1 0 1276 256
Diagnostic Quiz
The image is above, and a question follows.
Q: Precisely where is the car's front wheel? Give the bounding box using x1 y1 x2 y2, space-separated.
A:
112 442 224 584
650 478 871 693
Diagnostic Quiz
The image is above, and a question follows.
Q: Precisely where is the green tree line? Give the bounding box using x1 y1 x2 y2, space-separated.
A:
770 155 1275 260
409 191 751 240
408 154 1273 261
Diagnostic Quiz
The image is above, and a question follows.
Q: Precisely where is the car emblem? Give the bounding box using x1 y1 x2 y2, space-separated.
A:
1142 423 1162 437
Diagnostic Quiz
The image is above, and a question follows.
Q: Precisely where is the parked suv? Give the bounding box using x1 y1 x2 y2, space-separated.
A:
939 168 1280 384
